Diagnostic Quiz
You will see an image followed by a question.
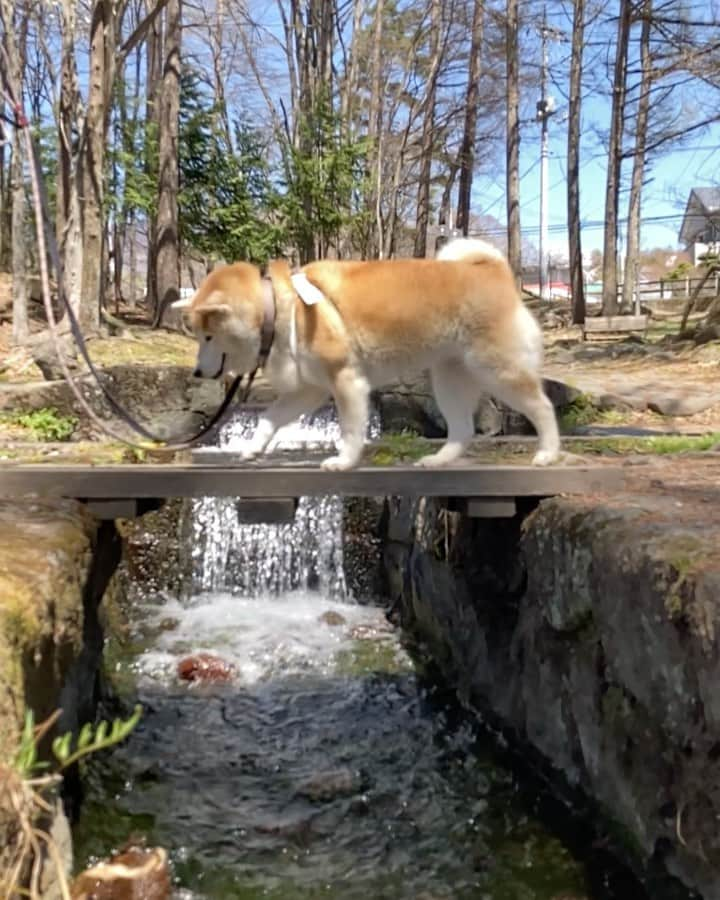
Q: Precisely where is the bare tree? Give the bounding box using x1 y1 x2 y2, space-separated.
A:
367 0 385 256
413 0 443 258
567 0 585 324
153 0 181 326
621 0 652 312
56 0 84 318
456 0 484 236
505 0 521 285
79 0 118 333
144 0 164 316
601 0 631 316
0 0 29 344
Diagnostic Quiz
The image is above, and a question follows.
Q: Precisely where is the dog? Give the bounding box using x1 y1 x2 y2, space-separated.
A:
172 239 560 471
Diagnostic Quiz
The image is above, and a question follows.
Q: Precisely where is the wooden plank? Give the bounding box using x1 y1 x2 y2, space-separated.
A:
0 463 625 499
439 496 517 518
583 315 648 333
465 498 517 518
83 499 142 520
236 498 298 524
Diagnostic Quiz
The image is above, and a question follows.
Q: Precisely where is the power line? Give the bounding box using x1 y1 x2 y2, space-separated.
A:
474 212 689 239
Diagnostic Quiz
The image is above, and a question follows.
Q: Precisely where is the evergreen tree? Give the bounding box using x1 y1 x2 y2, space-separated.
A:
178 68 283 264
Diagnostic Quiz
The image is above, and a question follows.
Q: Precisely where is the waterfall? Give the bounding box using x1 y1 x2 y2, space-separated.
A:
190 404 380 599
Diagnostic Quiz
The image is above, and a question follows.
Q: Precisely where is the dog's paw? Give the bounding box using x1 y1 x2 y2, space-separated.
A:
238 444 263 462
532 449 560 467
321 455 356 472
414 452 453 468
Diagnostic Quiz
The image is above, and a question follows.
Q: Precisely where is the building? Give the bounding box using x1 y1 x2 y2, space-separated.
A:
679 187 720 265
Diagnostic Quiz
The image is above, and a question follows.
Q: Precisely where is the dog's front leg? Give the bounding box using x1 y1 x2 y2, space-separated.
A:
239 387 329 461
322 369 370 471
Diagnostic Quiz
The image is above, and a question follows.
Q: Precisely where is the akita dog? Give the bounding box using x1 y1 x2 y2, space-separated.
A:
173 239 560 471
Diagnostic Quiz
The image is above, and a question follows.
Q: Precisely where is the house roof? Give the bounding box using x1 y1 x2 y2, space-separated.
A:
679 187 720 246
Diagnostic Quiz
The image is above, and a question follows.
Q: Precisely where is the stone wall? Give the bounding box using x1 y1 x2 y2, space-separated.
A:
382 491 719 899
0 498 121 890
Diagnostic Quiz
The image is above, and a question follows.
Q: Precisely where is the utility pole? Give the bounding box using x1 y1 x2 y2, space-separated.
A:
536 9 559 300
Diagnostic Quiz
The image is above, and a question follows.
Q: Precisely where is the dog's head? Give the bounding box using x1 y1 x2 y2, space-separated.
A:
172 263 265 379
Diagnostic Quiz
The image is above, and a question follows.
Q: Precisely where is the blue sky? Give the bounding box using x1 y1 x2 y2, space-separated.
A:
470 121 720 256
468 2 720 258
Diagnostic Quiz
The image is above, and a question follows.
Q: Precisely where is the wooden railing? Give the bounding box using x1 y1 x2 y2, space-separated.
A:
618 275 720 303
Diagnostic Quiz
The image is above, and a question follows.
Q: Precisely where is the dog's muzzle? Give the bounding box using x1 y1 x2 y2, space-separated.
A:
209 354 227 380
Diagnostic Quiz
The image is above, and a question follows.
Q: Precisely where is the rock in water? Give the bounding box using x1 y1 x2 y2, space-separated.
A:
318 610 346 626
296 768 363 802
177 653 235 684
71 845 170 899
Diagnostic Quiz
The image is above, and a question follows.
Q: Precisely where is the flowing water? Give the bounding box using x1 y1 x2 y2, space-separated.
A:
74 409 675 899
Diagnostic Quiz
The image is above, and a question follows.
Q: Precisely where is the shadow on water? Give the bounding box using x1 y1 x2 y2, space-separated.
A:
74 650 698 900
76 666 586 900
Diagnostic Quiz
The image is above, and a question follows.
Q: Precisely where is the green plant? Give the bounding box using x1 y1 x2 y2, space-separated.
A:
10 407 77 442
558 394 600 431
14 705 142 778
5 706 143 899
370 430 432 465
666 260 693 281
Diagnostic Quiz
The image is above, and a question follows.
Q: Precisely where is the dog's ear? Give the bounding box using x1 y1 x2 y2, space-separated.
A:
198 304 232 331
171 296 193 310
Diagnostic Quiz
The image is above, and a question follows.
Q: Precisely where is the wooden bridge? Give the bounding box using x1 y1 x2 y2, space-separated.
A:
0 451 625 522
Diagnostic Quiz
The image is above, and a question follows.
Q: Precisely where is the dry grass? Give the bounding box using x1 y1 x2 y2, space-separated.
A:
0 712 71 900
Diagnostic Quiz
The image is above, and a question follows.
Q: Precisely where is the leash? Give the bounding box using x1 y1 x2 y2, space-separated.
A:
0 73 273 452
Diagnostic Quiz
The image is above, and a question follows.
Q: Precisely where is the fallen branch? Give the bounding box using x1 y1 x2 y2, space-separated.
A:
679 264 718 332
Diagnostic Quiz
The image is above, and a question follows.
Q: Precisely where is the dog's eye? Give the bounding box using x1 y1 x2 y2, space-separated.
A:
205 335 212 342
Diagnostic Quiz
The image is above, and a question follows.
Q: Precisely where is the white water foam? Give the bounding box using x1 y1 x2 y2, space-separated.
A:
133 591 399 686
131 404 388 688
190 404 380 597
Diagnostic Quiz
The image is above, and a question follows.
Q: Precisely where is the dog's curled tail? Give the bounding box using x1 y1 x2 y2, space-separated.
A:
435 237 506 264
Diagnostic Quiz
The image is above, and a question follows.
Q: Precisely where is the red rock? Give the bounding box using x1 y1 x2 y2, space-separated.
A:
176 653 235 684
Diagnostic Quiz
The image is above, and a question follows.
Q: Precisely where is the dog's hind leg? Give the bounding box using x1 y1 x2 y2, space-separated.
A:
240 386 329 461
322 367 371 471
484 368 560 466
416 360 478 468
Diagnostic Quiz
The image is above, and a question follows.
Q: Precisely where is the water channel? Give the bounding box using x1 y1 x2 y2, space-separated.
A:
73 410 679 899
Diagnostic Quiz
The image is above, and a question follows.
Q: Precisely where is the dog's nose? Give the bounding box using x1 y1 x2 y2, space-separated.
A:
193 368 202 378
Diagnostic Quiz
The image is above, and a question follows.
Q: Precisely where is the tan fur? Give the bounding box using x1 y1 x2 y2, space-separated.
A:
177 241 560 470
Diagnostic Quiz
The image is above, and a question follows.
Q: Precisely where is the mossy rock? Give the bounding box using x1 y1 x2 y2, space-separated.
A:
0 499 97 763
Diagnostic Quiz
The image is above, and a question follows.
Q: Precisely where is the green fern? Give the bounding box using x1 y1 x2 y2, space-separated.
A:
13 705 142 778
51 706 142 769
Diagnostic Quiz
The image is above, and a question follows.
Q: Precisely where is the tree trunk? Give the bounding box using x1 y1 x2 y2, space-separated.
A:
80 0 116 333
621 0 652 312
567 0 585 325
413 0 443 258
0 107 7 270
57 0 78 242
145 0 164 317
152 0 181 328
10 128 28 345
505 0 521 285
456 0 484 236
211 0 232 149
439 159 460 234
0 0 29 343
128 214 138 308
601 0 631 316
367 0 385 257
57 0 83 318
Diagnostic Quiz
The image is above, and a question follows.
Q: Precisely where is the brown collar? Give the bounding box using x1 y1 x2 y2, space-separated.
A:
258 277 276 368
